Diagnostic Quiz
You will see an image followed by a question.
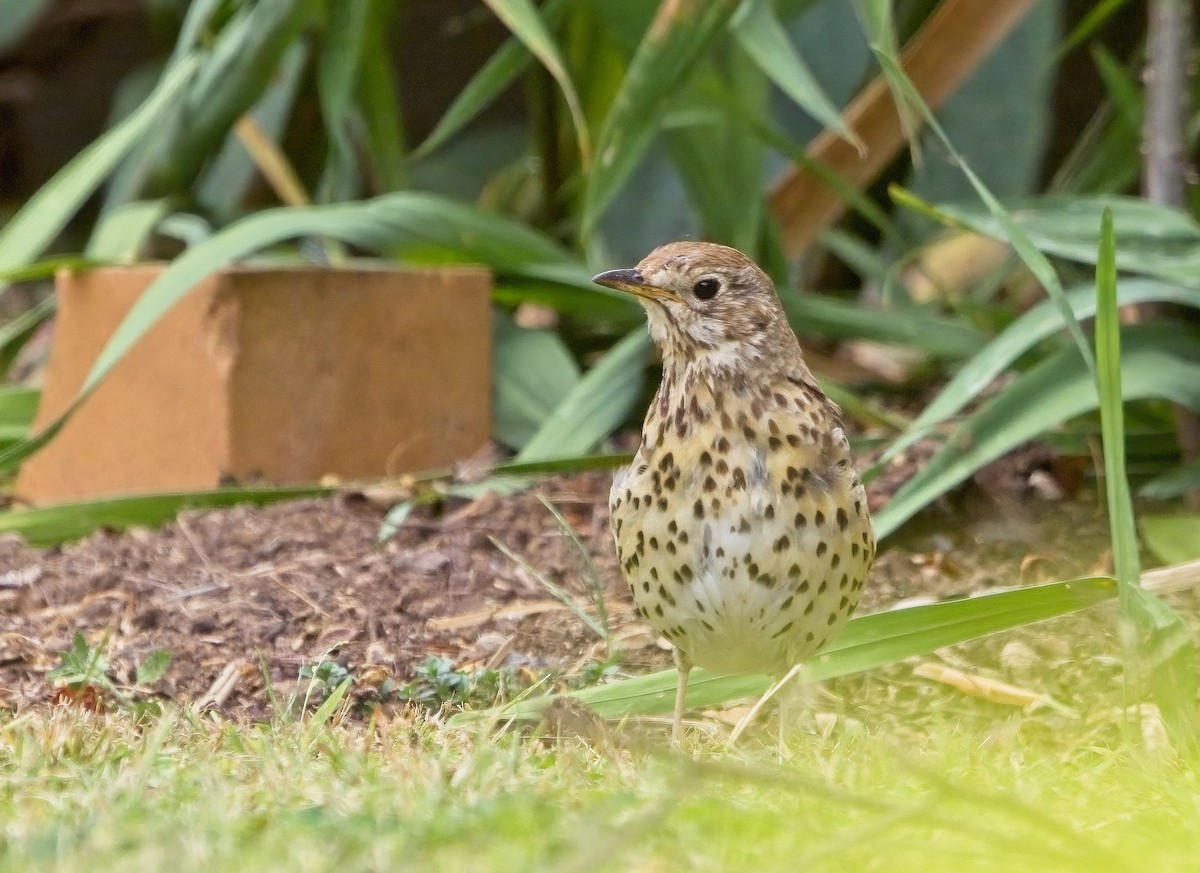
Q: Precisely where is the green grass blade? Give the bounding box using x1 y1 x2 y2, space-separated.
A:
0 56 199 296
875 325 1200 540
582 1 739 240
731 0 859 148
1095 210 1138 592
664 61 767 252
463 576 1116 721
144 0 320 198
515 328 650 463
482 0 591 166
1096 208 1198 751
196 42 309 220
0 484 338 547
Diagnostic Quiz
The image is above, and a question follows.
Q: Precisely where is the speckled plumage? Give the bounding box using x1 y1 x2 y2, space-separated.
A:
594 242 875 740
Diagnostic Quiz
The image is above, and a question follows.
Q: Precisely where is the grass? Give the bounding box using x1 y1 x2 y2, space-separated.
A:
4 627 1200 873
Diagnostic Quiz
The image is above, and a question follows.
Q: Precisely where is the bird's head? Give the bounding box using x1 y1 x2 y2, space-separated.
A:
593 241 794 377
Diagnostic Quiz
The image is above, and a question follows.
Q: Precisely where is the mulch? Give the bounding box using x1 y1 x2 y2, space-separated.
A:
0 453 1115 719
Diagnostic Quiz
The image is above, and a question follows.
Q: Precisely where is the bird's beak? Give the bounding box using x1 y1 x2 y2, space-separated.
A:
592 268 673 302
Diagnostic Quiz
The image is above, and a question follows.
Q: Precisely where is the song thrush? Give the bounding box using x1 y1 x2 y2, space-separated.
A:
594 242 875 742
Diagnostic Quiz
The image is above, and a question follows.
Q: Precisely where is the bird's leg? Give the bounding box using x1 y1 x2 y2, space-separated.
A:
672 649 692 746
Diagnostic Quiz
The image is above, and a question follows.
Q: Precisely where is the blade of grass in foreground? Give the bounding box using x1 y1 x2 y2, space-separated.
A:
1093 208 1197 750
0 484 338 546
453 576 1116 722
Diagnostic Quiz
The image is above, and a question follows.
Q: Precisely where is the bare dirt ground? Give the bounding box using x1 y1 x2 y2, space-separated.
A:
0 452 1118 719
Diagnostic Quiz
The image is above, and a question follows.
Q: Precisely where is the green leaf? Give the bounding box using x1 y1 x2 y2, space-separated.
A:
870 280 1200 481
1094 209 1138 591
881 69 1097 381
461 576 1116 721
782 290 986 358
196 41 310 220
516 328 650 463
355 0 406 191
85 199 171 262
875 325 1200 540
0 56 199 298
142 0 322 198
933 195 1200 291
731 0 859 148
136 650 173 685
664 52 767 252
412 0 571 159
0 386 39 442
0 484 337 546
316 0 370 204
0 0 51 53
482 0 591 165
0 297 55 375
582 1 739 239
309 678 352 728
1141 460 1200 500
1141 515 1200 565
493 313 581 450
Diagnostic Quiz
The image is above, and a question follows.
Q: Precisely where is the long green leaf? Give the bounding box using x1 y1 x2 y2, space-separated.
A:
412 0 571 159
934 195 1200 290
482 0 591 165
731 0 859 147
515 328 650 463
0 484 337 547
460 576 1116 721
875 325 1200 540
1096 209 1198 752
493 313 581 450
355 0 406 191
317 0 370 204
0 0 50 52
879 55 1096 380
85 199 171 261
582 0 739 239
0 56 199 297
783 290 986 358
1095 211 1138 592
0 296 55 374
870 280 1200 479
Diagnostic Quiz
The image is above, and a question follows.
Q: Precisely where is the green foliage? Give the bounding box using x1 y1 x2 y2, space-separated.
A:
49 632 173 706
396 655 521 712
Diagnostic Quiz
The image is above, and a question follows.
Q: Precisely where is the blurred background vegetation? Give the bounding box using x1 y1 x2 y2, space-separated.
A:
0 0 1198 548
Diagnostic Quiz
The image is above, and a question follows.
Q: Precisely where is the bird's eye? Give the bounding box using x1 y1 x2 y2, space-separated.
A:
693 278 720 300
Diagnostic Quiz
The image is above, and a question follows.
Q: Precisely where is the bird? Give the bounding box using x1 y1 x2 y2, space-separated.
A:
593 241 875 744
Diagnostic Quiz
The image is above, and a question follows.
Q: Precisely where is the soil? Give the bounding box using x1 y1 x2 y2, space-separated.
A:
0 455 1118 720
